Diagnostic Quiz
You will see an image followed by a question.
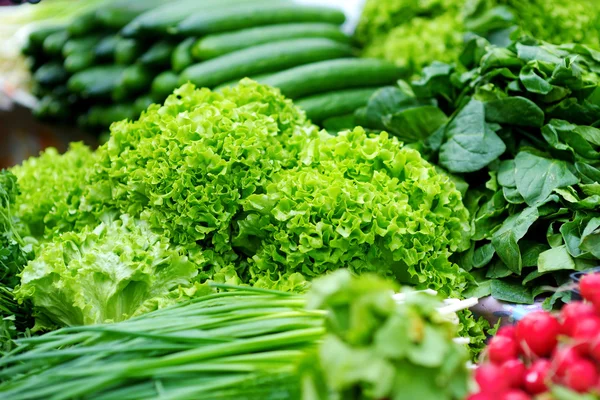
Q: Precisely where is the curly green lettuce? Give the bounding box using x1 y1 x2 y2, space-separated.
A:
10 143 99 240
237 128 471 296
15 215 198 328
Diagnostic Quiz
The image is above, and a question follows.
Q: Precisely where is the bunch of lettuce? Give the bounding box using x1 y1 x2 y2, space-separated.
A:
12 80 472 329
11 143 98 240
239 128 471 296
356 0 464 74
359 35 600 306
15 214 198 329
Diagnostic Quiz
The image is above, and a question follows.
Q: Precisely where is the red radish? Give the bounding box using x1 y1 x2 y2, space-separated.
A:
564 358 598 393
497 325 517 339
501 390 531 400
488 336 519 365
553 346 582 379
560 302 595 336
501 359 526 388
516 312 560 357
475 364 511 394
591 293 600 315
524 359 551 395
579 273 600 302
572 316 600 354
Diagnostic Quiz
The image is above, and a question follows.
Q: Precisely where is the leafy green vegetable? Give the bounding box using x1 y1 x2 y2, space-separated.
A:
1 270 470 400
15 215 198 329
359 35 600 303
14 80 472 328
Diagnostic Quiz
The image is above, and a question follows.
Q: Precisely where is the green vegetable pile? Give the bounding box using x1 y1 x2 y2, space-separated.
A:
0 270 471 400
8 80 470 335
360 34 600 305
355 0 600 75
24 0 403 133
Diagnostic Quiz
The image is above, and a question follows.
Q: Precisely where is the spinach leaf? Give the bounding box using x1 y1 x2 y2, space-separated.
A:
439 100 506 173
490 279 534 304
514 152 579 206
484 97 545 127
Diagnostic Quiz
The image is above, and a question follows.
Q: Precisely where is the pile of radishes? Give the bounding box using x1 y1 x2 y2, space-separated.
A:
469 273 600 400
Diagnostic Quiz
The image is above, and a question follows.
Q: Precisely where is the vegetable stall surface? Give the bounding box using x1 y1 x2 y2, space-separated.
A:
358 35 600 306
0 270 471 400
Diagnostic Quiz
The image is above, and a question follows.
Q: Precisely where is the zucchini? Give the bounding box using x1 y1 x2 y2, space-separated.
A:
68 11 101 37
192 23 349 60
122 64 155 92
151 71 180 100
115 37 146 65
33 95 69 121
296 87 379 123
171 37 196 72
180 38 353 89
62 35 102 57
258 58 405 99
139 40 174 68
68 65 126 98
33 62 68 87
95 35 118 61
95 0 168 30
121 0 255 37
176 3 345 36
24 25 65 56
42 30 69 56
64 51 96 73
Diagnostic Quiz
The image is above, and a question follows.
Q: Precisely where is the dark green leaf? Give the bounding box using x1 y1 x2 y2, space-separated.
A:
514 152 579 206
440 100 506 173
484 97 544 127
520 65 553 95
490 279 534 304
538 245 576 273
383 106 448 143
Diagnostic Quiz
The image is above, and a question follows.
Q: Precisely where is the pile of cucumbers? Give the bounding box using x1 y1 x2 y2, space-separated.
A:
24 0 405 132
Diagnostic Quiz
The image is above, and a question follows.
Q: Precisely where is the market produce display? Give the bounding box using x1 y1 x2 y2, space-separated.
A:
3 0 600 398
0 270 472 400
358 35 600 306
470 273 600 399
21 0 403 133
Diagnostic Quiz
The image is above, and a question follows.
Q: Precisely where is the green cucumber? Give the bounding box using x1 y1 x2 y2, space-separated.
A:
192 23 349 60
296 87 379 123
23 25 65 56
68 65 126 98
322 114 356 132
151 71 180 100
68 11 101 37
258 58 405 99
95 35 118 61
82 104 137 129
33 62 68 87
176 3 345 36
171 37 196 72
64 51 96 73
42 30 69 56
115 37 146 65
133 95 155 115
180 38 353 89
62 35 102 57
121 0 255 37
139 40 174 67
122 64 154 92
95 0 168 30
213 73 272 91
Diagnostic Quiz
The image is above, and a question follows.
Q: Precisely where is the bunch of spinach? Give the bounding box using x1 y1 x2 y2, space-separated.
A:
359 35 600 305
